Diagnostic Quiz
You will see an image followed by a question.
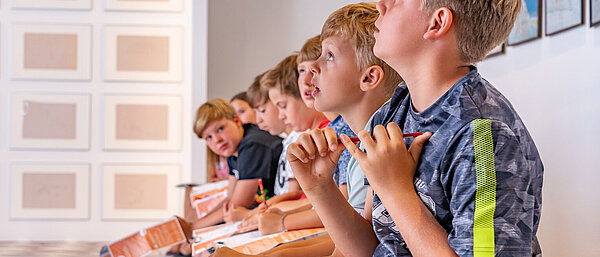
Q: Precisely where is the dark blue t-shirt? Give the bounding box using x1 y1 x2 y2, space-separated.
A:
228 123 282 197
368 67 543 256
328 115 356 186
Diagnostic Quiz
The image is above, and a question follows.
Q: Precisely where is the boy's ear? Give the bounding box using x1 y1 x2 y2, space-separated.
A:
359 65 384 92
233 115 243 126
423 7 453 40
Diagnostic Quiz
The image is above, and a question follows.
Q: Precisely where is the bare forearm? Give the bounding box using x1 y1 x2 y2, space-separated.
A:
304 183 377 257
192 206 224 230
284 209 323 230
262 234 333 257
377 188 457 257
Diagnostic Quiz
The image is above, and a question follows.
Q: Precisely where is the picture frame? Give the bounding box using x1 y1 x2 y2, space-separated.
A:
591 0 600 27
486 43 506 58
546 0 584 35
13 0 91 10
104 26 183 82
105 0 182 12
12 24 91 80
104 95 182 151
102 164 180 220
10 93 90 150
10 163 90 219
508 0 542 45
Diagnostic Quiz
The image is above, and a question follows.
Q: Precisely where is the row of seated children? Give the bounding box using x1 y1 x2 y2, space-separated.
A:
209 0 543 257
118 0 543 256
167 31 358 256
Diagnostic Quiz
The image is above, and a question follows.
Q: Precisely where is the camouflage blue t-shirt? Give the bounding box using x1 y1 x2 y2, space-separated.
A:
369 67 544 256
328 115 356 186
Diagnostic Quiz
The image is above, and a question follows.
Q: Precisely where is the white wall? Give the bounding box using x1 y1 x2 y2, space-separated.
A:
206 1 600 256
206 0 358 100
0 0 198 242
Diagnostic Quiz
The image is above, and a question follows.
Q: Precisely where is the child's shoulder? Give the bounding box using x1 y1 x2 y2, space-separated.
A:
240 123 282 149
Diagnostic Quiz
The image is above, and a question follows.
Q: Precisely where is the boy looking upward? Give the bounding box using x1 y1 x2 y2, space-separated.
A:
287 2 403 256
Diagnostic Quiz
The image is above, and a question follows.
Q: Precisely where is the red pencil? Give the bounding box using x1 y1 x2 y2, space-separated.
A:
338 132 423 144
258 179 268 208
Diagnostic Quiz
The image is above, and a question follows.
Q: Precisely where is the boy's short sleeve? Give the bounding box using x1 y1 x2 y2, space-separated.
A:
235 143 274 180
442 119 539 256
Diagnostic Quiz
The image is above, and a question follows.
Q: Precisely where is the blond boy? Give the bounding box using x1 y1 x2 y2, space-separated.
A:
191 99 282 229
286 2 403 256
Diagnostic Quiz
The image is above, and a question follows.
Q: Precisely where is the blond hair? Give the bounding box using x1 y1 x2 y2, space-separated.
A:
420 0 521 63
247 72 269 108
261 54 301 99
193 98 237 138
298 35 322 63
321 2 403 94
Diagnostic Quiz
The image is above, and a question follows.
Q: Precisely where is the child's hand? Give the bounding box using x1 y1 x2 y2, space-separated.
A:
340 122 431 195
223 202 251 223
286 127 345 194
258 208 285 235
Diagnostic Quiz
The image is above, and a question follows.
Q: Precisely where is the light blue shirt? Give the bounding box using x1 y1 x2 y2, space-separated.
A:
345 112 376 212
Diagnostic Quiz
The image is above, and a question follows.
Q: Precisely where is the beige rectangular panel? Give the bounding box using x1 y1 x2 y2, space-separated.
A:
24 33 78 70
22 101 77 139
115 104 169 140
22 173 76 209
114 174 167 210
116 35 169 72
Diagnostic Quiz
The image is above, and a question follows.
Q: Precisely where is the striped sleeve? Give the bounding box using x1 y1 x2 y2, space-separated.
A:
443 119 536 256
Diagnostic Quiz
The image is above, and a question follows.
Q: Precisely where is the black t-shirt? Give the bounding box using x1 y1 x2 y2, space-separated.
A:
227 123 282 197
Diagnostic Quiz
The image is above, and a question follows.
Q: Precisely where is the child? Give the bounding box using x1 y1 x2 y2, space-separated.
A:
296 34 356 194
285 2 403 256
191 98 282 230
230 91 257 125
246 73 289 137
261 54 327 195
292 0 544 256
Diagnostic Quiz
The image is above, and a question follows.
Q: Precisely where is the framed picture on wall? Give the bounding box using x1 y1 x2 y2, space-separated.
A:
10 163 90 219
104 26 183 82
105 0 182 12
13 0 91 10
546 0 584 35
486 43 506 58
102 164 180 220
508 0 542 45
12 24 91 80
10 93 90 150
592 0 600 26
104 95 182 151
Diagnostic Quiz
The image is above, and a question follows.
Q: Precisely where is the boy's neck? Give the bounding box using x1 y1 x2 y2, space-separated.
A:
338 90 390 135
323 112 339 121
400 56 471 113
308 111 326 130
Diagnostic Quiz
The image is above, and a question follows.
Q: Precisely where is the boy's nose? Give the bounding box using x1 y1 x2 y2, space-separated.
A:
308 61 320 75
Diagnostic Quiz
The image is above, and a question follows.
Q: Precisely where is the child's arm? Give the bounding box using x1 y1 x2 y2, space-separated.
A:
341 123 455 256
258 208 323 235
287 127 378 257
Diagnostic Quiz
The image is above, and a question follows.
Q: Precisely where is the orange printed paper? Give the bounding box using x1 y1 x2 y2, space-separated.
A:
191 222 259 255
231 228 326 255
108 217 188 257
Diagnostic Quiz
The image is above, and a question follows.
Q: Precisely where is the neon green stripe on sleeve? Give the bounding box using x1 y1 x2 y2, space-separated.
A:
472 119 496 257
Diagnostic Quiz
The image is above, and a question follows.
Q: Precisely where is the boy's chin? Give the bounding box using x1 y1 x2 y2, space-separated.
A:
313 98 336 113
